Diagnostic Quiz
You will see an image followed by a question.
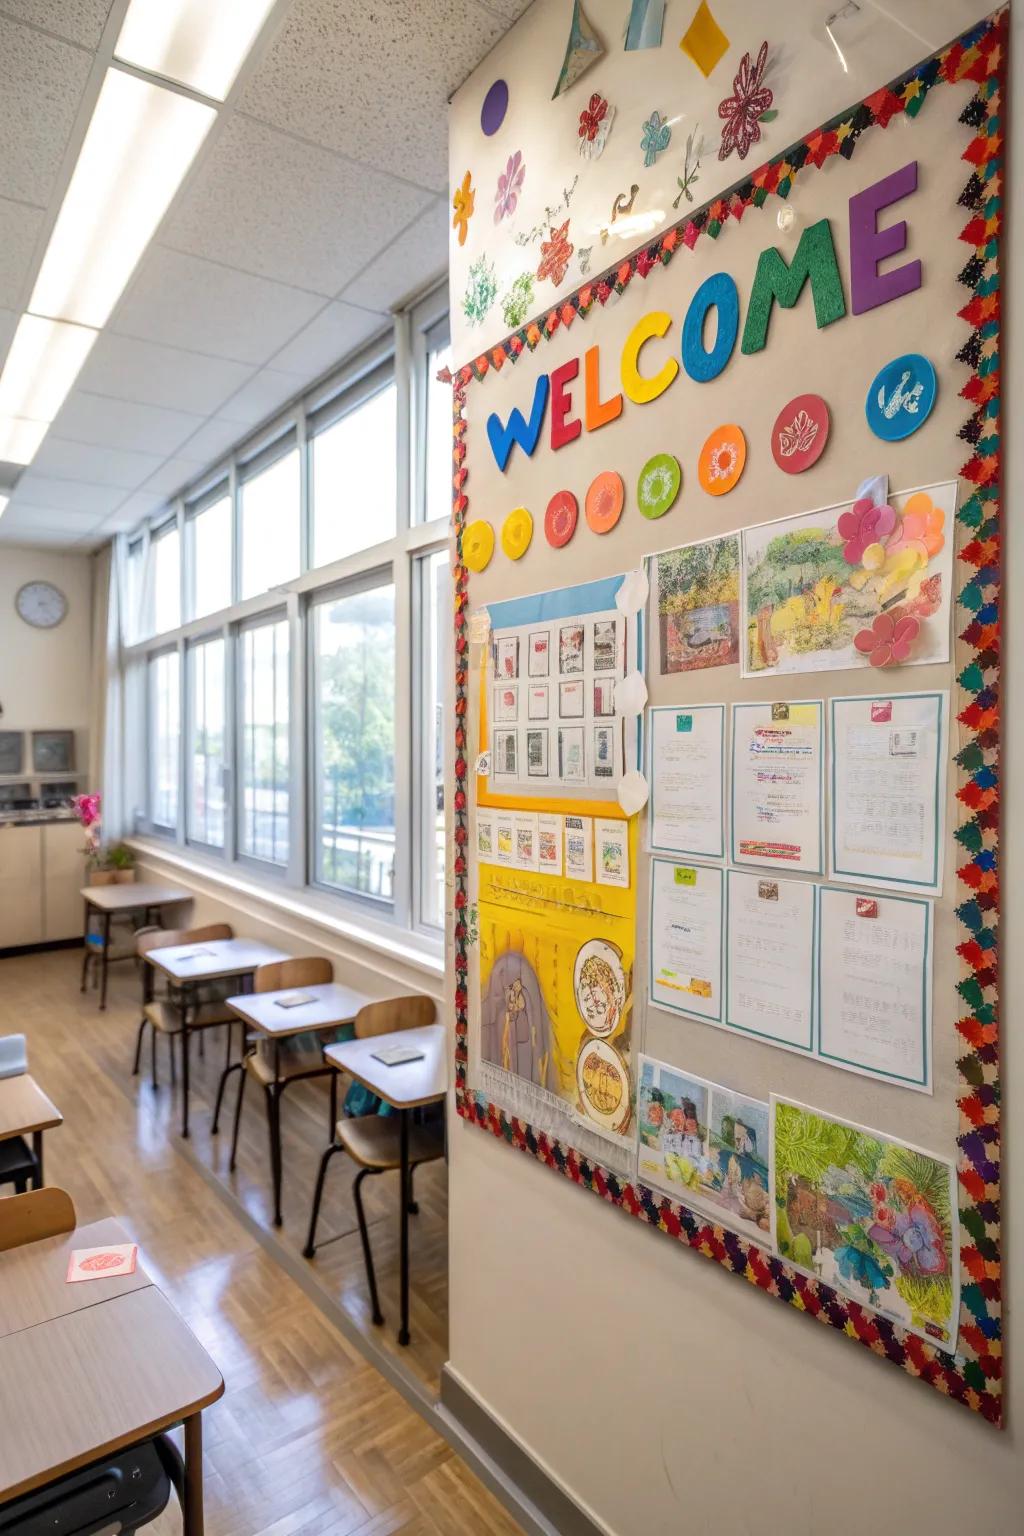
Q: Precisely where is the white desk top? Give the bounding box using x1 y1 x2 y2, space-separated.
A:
226 982 375 1038
145 937 289 983
81 882 190 911
323 1024 447 1109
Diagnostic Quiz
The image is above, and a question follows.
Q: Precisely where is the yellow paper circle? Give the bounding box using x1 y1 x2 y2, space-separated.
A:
501 506 533 561
463 519 495 572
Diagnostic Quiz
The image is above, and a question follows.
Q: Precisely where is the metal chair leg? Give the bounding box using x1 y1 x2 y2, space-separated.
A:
132 1017 147 1076
80 946 90 993
150 1023 160 1089
353 1167 385 1326
229 1063 248 1172
408 1162 418 1216
302 1140 342 1259
266 1086 283 1227
169 1032 177 1087
211 1023 236 1133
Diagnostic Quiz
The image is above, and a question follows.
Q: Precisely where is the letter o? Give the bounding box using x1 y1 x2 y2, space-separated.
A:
681 273 740 383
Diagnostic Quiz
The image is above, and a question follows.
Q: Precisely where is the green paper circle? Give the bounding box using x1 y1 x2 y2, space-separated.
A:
637 452 681 520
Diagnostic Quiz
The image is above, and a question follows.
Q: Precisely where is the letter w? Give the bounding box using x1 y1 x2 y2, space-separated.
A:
486 376 550 472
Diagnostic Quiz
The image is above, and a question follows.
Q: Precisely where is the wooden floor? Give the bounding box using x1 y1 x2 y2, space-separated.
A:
1 947 522 1536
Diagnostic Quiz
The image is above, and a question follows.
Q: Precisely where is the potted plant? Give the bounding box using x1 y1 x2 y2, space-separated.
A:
71 794 136 883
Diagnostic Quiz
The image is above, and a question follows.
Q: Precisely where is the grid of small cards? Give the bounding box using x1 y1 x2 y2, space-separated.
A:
490 610 625 793
477 809 629 888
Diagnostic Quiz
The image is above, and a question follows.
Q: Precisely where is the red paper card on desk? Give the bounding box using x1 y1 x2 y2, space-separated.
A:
66 1243 138 1283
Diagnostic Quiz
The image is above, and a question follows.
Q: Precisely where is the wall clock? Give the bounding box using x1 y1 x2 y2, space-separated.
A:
15 581 68 629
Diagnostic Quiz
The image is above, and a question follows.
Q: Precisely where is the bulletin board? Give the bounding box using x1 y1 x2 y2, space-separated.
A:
447 11 1004 1422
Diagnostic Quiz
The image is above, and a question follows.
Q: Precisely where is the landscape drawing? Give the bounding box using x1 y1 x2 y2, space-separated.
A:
656 536 740 674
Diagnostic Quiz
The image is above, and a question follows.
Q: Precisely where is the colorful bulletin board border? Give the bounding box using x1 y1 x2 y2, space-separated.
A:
448 10 1005 1423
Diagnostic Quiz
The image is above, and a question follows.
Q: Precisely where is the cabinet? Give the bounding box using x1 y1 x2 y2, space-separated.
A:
0 821 85 949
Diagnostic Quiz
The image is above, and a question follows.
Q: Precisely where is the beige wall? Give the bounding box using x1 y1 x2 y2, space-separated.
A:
0 544 94 776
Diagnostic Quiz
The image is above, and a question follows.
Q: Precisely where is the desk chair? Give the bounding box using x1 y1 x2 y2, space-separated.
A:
303 996 442 1325
133 924 235 1089
228 957 336 1227
0 1186 76 1252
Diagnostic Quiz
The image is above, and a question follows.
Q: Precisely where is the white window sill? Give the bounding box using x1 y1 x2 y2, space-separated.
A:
124 835 445 982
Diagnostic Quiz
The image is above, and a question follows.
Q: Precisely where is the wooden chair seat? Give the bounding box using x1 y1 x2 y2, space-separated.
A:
337 1114 444 1171
245 1044 331 1087
144 999 235 1035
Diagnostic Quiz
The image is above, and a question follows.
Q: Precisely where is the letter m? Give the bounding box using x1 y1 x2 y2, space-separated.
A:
741 219 847 355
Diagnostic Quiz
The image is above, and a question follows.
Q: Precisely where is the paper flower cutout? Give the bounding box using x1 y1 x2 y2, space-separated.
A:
537 220 574 286
853 612 921 668
837 497 897 564
579 94 615 160
494 152 526 223
461 255 497 327
501 272 535 329
888 491 946 558
717 41 773 161
452 171 475 246
641 110 672 167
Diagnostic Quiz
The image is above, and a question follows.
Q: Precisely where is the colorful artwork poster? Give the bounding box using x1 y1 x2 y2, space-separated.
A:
770 1096 959 1349
741 481 955 678
655 535 740 674
478 900 634 1143
637 1059 771 1244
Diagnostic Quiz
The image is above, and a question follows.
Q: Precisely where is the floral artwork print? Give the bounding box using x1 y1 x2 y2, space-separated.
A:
640 109 672 167
462 255 497 327
717 40 773 161
494 152 526 223
578 93 615 159
537 220 574 287
501 272 535 330
452 170 475 246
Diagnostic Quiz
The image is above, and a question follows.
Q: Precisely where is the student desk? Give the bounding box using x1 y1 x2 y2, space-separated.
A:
145 938 288 1138
224 981 375 1227
0 1072 62 1189
80 882 190 1010
322 1023 446 1346
0 1218 223 1532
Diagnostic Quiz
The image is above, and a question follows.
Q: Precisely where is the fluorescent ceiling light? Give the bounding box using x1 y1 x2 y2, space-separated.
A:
0 315 98 425
30 68 215 329
115 0 279 102
0 495 8 520
0 419 49 466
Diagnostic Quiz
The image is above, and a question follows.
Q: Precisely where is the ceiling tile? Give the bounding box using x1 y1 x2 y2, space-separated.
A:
0 524 88 546
0 17 92 205
110 247 324 366
0 306 18 370
340 199 447 313
30 434 164 489
99 500 165 532
162 115 435 296
236 0 508 192
139 455 205 497
76 332 255 417
216 367 303 428
171 415 242 468
51 390 208 457
1 503 101 533
11 472 120 513
0 198 44 309
0 1 115 49
474 0 533 18
269 300 387 380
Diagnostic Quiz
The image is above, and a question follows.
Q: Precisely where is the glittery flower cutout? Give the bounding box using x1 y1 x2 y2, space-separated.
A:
853 612 921 668
494 151 526 224
578 93 615 159
461 255 497 327
837 497 898 565
717 41 773 161
452 171 475 246
537 220 574 286
501 272 535 330
640 109 672 167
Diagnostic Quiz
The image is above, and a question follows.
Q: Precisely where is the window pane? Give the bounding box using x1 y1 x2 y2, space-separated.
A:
425 339 452 525
149 651 180 830
188 638 225 848
240 619 290 865
314 584 395 901
312 383 397 567
418 550 447 927
240 449 300 599
190 495 232 618
153 525 180 634
124 540 145 644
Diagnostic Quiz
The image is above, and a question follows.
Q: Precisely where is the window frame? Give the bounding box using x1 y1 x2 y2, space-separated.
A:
236 607 291 876
185 630 229 856
185 480 233 623
145 645 182 838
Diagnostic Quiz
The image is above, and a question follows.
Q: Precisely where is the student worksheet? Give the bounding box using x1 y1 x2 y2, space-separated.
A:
816 886 932 1090
725 872 815 1053
649 704 725 859
830 691 947 895
649 859 724 1023
731 700 824 874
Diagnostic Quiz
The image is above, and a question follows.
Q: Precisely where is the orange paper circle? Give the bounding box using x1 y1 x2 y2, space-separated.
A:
463 519 494 572
501 506 533 560
584 470 624 534
698 424 747 495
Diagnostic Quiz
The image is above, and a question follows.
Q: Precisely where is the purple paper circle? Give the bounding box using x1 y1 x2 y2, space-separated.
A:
481 79 508 136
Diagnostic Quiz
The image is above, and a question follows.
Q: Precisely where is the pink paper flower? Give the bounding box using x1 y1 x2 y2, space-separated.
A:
837 497 898 564
718 41 773 162
853 612 920 668
494 151 525 224
72 792 101 828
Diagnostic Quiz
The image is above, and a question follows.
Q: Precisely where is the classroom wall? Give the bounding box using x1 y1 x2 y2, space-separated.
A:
443 4 1023 1533
0 544 94 774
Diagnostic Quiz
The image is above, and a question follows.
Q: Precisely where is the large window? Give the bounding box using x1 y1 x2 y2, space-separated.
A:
149 650 180 831
417 550 447 927
424 320 452 525
313 583 395 903
152 522 181 635
240 447 300 600
187 637 226 849
240 618 289 866
189 492 231 619
311 377 397 567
